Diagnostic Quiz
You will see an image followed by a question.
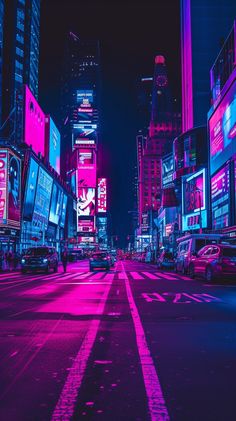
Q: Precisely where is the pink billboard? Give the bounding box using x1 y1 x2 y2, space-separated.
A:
97 178 107 213
0 151 8 224
78 217 95 233
77 149 96 188
24 85 46 156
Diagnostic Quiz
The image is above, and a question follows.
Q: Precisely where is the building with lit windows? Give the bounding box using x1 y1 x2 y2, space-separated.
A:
1 0 41 139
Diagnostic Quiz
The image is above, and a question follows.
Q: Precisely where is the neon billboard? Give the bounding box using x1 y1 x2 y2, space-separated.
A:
32 167 53 230
182 168 207 231
77 149 96 188
0 151 8 224
209 79 236 174
162 154 174 188
78 217 95 233
49 118 61 174
211 163 230 229
24 85 46 157
23 158 39 220
77 188 95 216
49 183 64 225
8 153 21 226
97 178 107 213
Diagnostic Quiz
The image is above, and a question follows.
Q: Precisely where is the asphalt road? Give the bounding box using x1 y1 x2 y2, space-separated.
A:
0 260 236 421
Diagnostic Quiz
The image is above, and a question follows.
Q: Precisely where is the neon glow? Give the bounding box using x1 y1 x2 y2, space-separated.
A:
49 118 61 174
0 151 7 224
8 153 21 226
211 164 230 229
182 168 207 231
32 167 53 230
24 85 46 156
77 149 96 188
49 183 64 225
78 217 95 233
23 158 39 220
97 178 107 213
77 188 95 216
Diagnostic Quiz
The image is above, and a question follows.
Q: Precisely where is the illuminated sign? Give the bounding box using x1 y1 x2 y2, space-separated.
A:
78 217 95 233
77 149 97 188
49 118 60 174
78 236 95 243
97 178 107 213
32 167 53 230
77 188 95 216
211 164 230 229
0 151 8 224
59 194 68 228
182 168 207 231
209 79 236 174
8 153 21 227
24 85 45 156
74 139 95 146
162 154 174 188
49 183 64 225
23 158 39 220
77 90 93 106
141 212 149 234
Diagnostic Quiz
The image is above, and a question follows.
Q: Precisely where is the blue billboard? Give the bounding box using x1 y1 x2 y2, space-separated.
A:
23 157 39 220
49 183 63 225
49 118 61 175
59 194 68 228
32 167 53 230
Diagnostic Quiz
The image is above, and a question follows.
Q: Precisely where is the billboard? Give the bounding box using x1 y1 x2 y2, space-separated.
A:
182 168 207 231
8 153 21 226
49 118 60 174
78 217 95 233
77 90 93 106
77 188 96 216
23 157 39 220
97 178 107 213
209 79 236 174
162 154 174 188
211 163 230 229
49 183 64 225
32 167 53 230
77 149 96 188
59 194 68 228
24 85 45 157
141 212 149 234
0 151 8 224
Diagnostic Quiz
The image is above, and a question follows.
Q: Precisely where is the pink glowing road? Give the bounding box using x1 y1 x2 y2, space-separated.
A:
0 260 236 420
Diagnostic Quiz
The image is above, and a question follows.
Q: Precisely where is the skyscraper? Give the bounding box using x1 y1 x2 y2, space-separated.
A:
181 0 236 132
1 0 41 136
0 0 4 126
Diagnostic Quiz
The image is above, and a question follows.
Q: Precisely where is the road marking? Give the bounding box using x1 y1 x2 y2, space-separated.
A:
90 271 106 279
73 272 93 279
118 272 125 279
121 263 169 421
103 273 115 281
142 272 160 280
156 273 177 280
142 292 222 304
51 273 114 420
130 272 144 280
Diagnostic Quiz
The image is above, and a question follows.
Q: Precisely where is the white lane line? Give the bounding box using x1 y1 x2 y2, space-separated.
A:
73 272 93 279
156 273 178 280
51 274 113 421
122 263 169 421
58 282 112 285
90 271 106 279
130 272 144 280
142 272 160 280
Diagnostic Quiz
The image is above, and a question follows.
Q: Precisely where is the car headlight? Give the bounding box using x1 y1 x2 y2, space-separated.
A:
21 259 26 264
43 258 48 264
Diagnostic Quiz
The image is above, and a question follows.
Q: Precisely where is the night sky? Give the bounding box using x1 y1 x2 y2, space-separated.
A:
39 0 181 247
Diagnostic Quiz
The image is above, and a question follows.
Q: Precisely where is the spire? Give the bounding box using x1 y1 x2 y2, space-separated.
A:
151 55 172 123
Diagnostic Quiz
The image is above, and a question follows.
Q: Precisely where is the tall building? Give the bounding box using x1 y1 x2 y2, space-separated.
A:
0 0 4 126
181 0 236 132
1 0 41 136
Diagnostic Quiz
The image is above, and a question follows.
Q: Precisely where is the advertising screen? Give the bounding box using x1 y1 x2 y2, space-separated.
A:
49 118 60 174
211 164 230 229
59 194 68 228
0 151 8 224
77 188 95 216
49 183 64 225
209 79 236 174
8 153 21 226
162 154 174 188
77 90 93 106
32 167 53 230
23 158 39 220
97 178 107 213
182 169 207 231
73 127 97 145
24 85 45 156
78 217 95 233
77 149 96 188
141 212 149 234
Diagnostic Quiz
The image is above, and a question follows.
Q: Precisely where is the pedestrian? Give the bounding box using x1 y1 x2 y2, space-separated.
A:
61 248 68 273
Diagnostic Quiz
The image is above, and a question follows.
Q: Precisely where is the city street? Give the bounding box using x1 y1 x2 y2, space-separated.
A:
0 260 236 421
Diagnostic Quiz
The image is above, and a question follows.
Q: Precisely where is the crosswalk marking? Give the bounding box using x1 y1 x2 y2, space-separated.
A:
141 272 160 279
130 272 145 280
103 273 115 281
90 271 106 279
155 272 178 280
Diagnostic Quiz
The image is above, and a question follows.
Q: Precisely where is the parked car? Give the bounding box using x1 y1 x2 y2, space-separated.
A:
21 246 58 274
175 234 224 274
189 244 236 281
89 252 111 271
157 250 175 270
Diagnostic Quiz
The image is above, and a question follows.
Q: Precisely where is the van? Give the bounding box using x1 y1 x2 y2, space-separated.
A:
175 234 224 274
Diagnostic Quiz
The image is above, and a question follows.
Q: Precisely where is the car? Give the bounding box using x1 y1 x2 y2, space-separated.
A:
188 244 236 282
21 246 59 274
157 250 175 270
89 252 111 271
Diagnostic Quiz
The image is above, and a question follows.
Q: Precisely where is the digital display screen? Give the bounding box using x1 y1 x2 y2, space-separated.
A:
77 149 96 188
162 154 174 188
141 212 149 234
8 153 21 225
77 188 95 216
49 118 60 174
23 157 39 220
49 183 64 225
59 193 68 228
209 79 236 174
77 90 93 106
24 86 45 156
97 178 107 213
184 169 205 215
73 127 97 144
32 167 53 230
78 217 95 233
211 164 230 229
0 151 8 224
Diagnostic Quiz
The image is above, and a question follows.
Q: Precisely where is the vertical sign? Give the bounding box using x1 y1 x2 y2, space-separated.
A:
0 151 7 224
97 178 107 213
